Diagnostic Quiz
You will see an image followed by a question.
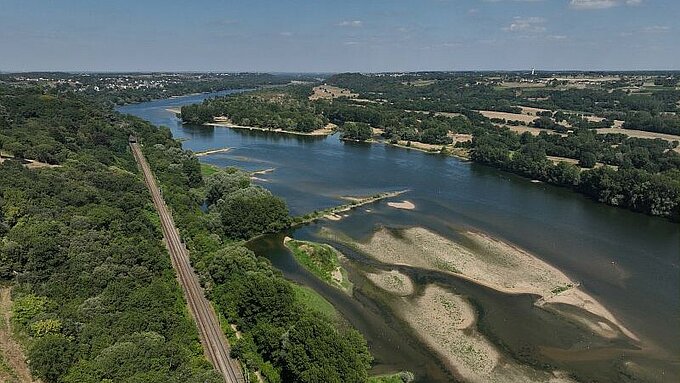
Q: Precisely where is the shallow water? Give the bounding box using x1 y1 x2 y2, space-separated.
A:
119 92 680 382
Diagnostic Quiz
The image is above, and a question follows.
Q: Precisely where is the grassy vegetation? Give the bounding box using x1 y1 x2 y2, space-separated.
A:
0 354 20 383
551 284 574 294
200 163 220 177
291 284 339 321
367 371 415 383
285 240 352 293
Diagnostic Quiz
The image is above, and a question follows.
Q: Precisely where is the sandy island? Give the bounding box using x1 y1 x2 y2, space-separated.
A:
293 190 409 226
194 147 232 157
324 213 343 221
251 168 275 175
387 200 415 210
350 227 638 342
399 285 574 383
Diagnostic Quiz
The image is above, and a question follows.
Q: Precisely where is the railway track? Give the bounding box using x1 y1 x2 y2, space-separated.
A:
130 141 244 383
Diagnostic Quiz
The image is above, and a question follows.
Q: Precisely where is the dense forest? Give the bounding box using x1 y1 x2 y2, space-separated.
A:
0 86 222 382
181 86 471 143
181 91 328 133
0 85 374 382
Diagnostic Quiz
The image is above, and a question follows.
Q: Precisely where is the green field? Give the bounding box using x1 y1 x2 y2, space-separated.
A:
200 163 220 177
291 284 339 321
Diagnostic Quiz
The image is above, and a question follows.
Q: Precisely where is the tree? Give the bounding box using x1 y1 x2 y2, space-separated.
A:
28 334 76 383
420 127 452 145
579 151 597 168
214 187 290 239
341 122 372 141
279 314 372 383
205 168 251 206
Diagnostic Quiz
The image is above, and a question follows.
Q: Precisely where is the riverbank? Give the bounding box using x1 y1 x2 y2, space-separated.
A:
381 140 471 160
206 120 336 136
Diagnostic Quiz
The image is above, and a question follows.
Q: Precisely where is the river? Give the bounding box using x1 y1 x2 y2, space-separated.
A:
118 91 680 382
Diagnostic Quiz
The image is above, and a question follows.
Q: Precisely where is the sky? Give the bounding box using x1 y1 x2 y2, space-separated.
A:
0 0 678 72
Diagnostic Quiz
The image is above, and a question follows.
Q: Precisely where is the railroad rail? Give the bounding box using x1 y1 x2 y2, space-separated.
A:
130 140 244 383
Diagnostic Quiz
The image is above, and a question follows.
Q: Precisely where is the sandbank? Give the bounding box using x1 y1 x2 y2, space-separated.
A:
194 147 232 156
350 227 638 341
324 213 342 221
206 121 336 136
251 168 275 175
387 200 415 210
399 285 574 383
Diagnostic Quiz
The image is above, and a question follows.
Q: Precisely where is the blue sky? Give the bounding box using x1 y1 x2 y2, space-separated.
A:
0 0 677 72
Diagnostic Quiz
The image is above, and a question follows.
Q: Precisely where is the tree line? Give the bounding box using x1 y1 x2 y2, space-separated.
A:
0 85 223 382
468 128 680 221
326 73 680 136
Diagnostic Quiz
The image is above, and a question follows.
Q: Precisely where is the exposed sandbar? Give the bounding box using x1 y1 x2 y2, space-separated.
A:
251 168 275 175
350 227 638 341
194 147 232 156
324 213 342 221
293 190 408 226
366 270 414 296
399 285 574 383
206 120 336 136
387 200 415 210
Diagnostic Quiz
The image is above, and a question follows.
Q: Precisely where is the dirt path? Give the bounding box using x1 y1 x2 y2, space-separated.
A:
130 141 244 383
0 287 35 383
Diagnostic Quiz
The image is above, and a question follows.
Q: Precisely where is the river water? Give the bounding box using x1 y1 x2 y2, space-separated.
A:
118 91 680 382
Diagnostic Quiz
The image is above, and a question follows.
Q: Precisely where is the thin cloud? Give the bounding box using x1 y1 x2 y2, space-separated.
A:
481 0 545 2
642 25 670 33
569 0 642 10
504 17 546 33
337 20 363 28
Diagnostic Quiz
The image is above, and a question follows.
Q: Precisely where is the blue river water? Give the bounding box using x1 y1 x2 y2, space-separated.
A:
119 91 680 382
